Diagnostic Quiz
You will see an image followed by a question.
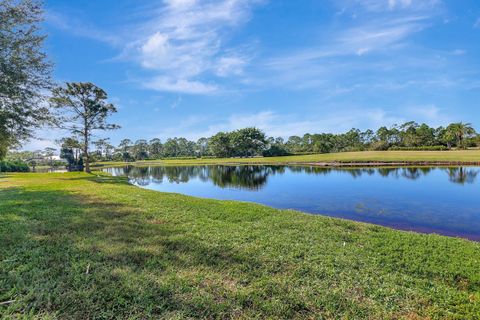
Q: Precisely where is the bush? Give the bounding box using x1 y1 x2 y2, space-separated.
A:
370 141 390 151
388 146 449 151
0 160 30 172
289 152 318 155
263 146 290 157
161 156 198 160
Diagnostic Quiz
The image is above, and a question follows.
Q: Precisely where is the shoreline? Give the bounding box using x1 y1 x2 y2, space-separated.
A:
93 160 480 168
91 150 480 168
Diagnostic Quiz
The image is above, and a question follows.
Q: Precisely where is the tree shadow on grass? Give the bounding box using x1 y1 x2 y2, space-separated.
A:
0 187 262 318
57 173 131 185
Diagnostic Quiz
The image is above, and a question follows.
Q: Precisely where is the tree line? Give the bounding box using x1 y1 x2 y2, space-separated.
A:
65 121 477 163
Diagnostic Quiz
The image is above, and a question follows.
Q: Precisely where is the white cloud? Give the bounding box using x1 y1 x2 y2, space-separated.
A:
337 0 440 12
48 1 263 94
20 139 57 152
405 104 450 126
215 55 248 77
170 96 183 109
45 11 120 46
258 15 430 89
451 49 465 56
152 109 412 140
122 0 262 94
144 76 218 94
388 0 412 10
339 16 427 53
475 18 480 28
19 127 67 152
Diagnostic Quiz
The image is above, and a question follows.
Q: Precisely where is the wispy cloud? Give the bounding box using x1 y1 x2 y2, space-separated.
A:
405 104 449 126
258 14 432 89
121 0 263 94
152 105 453 140
47 0 263 95
336 0 440 13
144 76 219 94
45 10 121 46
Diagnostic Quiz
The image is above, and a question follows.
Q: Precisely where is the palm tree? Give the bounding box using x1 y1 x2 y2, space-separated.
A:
445 122 476 148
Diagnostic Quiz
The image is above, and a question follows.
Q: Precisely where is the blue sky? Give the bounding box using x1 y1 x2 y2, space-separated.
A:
26 0 480 149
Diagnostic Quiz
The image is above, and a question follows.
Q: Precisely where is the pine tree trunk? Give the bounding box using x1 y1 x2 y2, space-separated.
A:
84 126 90 173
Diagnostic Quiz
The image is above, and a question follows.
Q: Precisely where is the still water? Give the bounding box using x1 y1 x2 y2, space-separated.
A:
104 165 480 240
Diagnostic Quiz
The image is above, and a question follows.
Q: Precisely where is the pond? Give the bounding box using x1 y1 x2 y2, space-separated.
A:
104 165 480 241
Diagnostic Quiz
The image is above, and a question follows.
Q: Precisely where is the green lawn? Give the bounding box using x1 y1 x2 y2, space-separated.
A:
1 172 479 319
93 150 480 167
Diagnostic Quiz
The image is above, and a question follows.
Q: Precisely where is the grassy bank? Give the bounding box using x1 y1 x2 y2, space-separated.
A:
93 150 480 167
1 173 479 319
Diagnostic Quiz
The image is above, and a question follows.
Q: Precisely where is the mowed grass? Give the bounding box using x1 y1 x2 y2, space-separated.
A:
1 173 479 319
93 150 480 167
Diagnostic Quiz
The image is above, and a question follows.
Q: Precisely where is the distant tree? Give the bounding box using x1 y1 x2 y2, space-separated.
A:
196 137 209 157
57 137 82 168
444 122 476 149
361 129 375 147
163 138 179 157
117 139 133 162
285 136 303 153
93 138 113 161
28 159 37 171
263 145 289 157
312 134 334 153
375 126 390 144
133 139 149 160
43 147 56 167
416 123 436 146
340 128 363 151
0 0 53 158
59 139 84 171
50 82 120 172
399 121 420 147
230 127 267 157
302 133 313 152
148 138 163 159
176 138 195 157
209 132 232 158
263 136 289 157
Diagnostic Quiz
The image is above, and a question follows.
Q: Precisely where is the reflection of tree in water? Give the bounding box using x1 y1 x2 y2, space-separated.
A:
445 167 479 185
292 166 392 179
106 165 479 188
207 165 273 190
111 165 275 190
377 168 399 178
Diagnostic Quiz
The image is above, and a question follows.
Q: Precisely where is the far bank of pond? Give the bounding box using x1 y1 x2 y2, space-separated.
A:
105 165 480 241
92 150 480 168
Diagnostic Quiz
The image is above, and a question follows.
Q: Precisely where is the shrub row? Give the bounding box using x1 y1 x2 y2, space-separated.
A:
160 156 198 160
0 160 30 172
388 146 449 151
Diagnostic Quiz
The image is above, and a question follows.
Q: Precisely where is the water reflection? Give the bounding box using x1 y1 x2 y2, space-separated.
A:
106 165 480 189
446 167 479 185
104 165 480 241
